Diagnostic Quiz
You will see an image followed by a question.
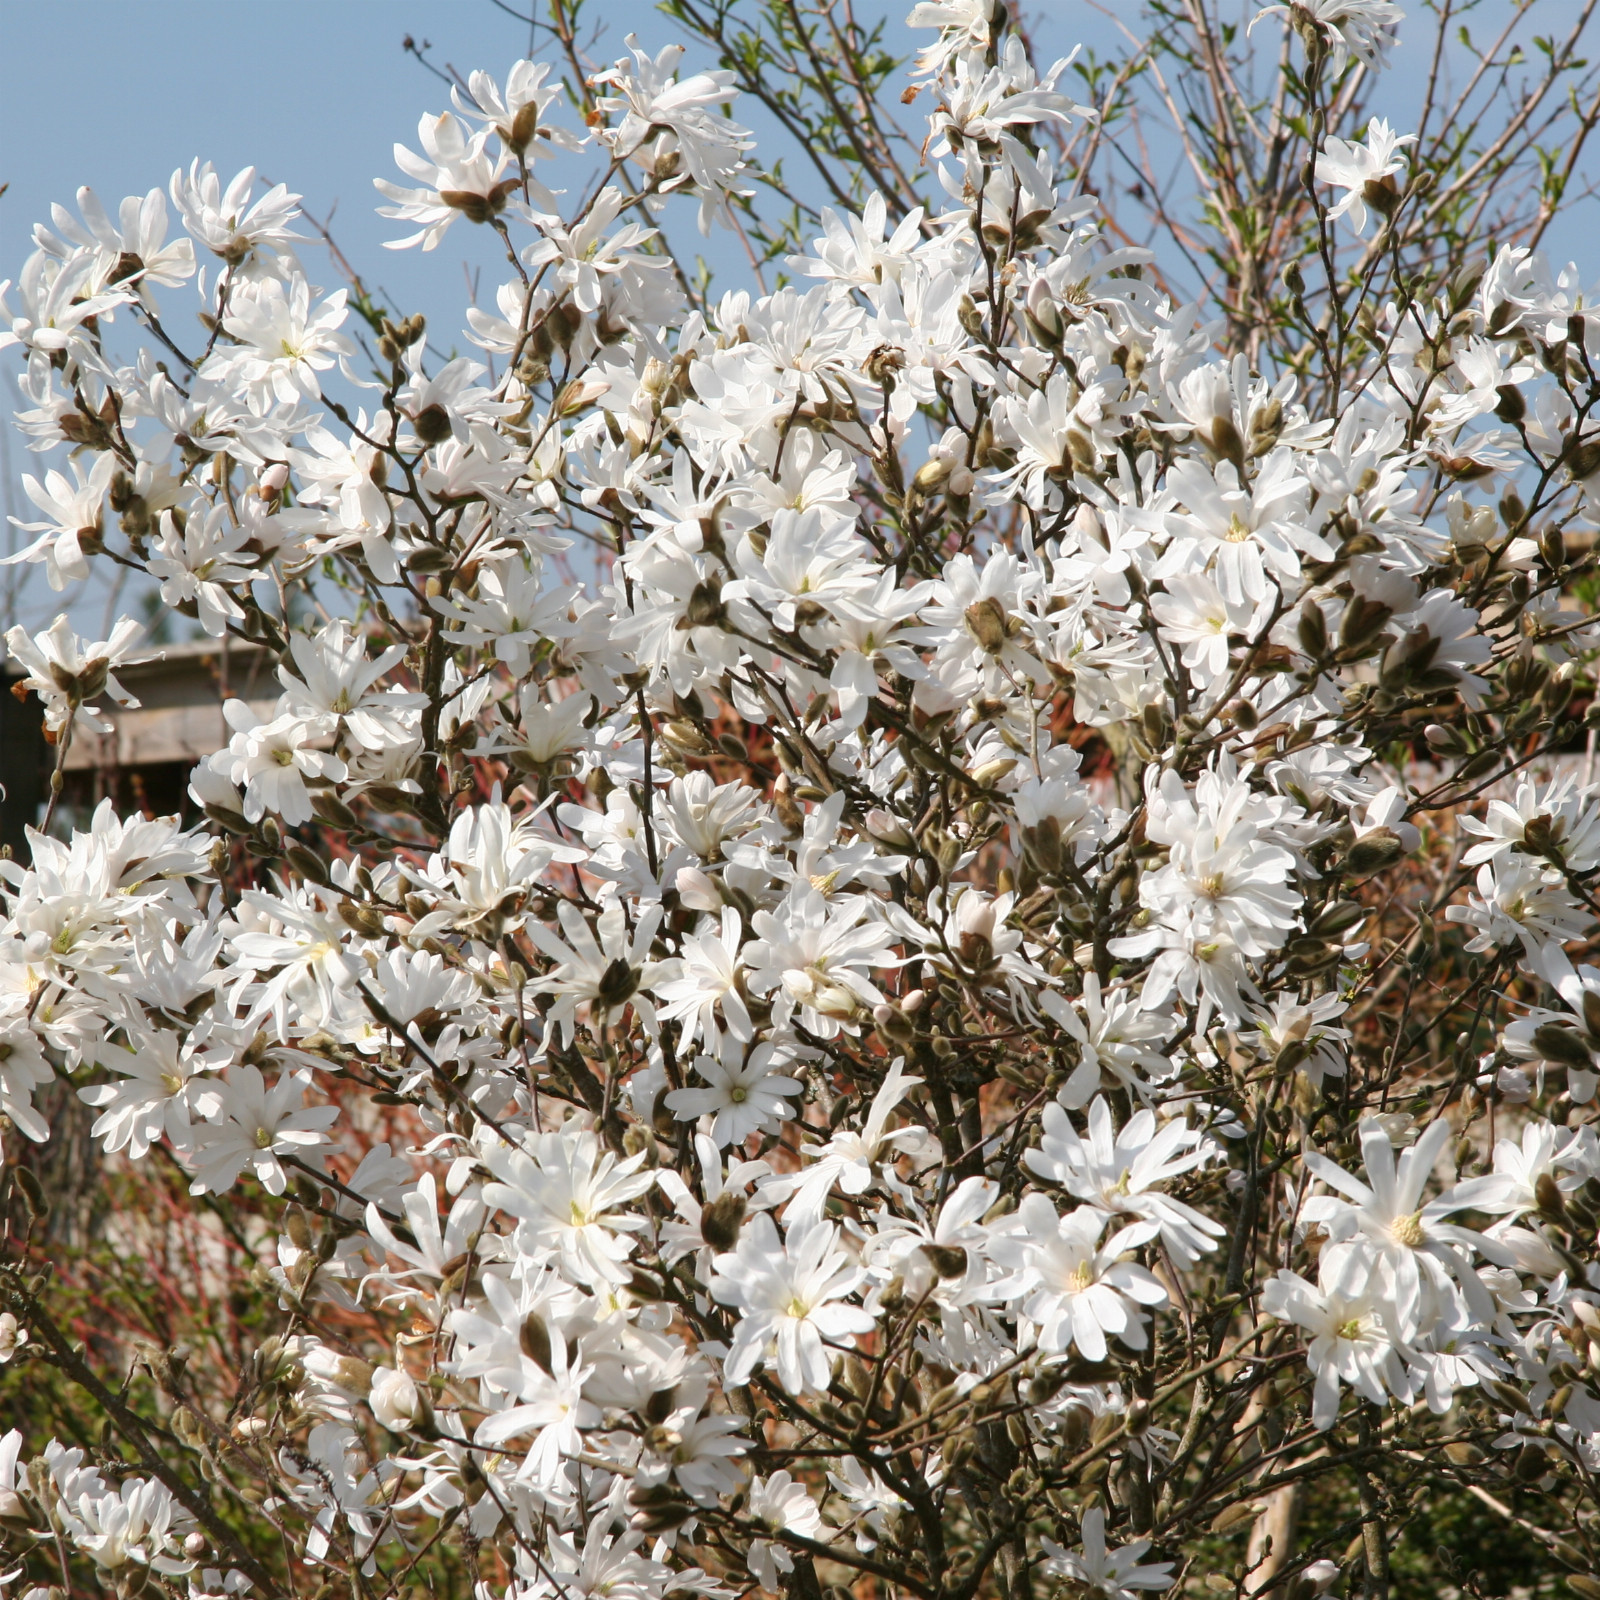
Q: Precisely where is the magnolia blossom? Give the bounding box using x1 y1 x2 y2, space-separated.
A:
1262 1268 1411 1427
1027 1098 1225 1267
993 1195 1168 1359
709 1215 876 1393
184 1067 338 1195
2 2 1598 1593
3 612 147 734
666 1044 803 1145
5 453 118 589
1316 118 1415 234
1041 1508 1175 1600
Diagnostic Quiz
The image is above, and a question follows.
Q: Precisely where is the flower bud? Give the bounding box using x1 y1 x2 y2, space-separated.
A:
964 595 1010 654
970 756 1017 789
283 1204 314 1252
863 809 914 850
1536 1171 1569 1221
1360 172 1403 216
1339 595 1393 655
439 180 517 223
1021 816 1064 874
1310 899 1367 937
1493 382 1526 423
1210 1502 1258 1534
700 1189 747 1253
519 1312 554 1374
921 1242 968 1279
1564 436 1600 482
503 101 540 154
370 1365 429 1432
1540 525 1567 571
1340 829 1405 878
873 1002 917 1046
1297 605 1328 659
1024 280 1065 348
1532 1023 1593 1071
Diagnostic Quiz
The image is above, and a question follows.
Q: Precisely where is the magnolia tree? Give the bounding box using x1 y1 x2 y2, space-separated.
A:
5 0 1600 1596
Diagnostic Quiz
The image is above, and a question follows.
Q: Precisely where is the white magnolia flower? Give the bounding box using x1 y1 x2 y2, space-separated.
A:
1446 854 1589 988
744 1470 826 1588
170 161 304 275
1027 1097 1225 1267
480 1122 654 1287
215 702 345 827
1315 118 1414 234
666 1042 803 1146
653 905 755 1057
592 38 752 230
4 453 118 589
376 111 517 250
205 276 355 406
744 887 897 1038
185 1066 338 1196
763 1060 931 1223
1261 1267 1410 1427
1302 1117 1507 1339
0 1311 26 1367
81 1028 224 1158
709 1214 876 1393
1040 1506 1175 1599
1252 0 1406 70
447 1271 597 1487
2 611 147 734
993 1194 1168 1359
526 901 670 1044
59 1474 196 1575
146 501 256 637
40 185 195 307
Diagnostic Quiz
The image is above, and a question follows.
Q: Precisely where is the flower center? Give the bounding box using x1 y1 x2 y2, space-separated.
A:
1225 513 1253 543
1391 1210 1425 1247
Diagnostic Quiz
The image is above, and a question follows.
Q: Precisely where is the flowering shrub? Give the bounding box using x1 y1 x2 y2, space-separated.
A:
4 1 1600 1596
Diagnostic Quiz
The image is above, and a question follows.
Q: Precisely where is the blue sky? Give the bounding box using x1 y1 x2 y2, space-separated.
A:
1 0 698 635
3 1 606 337
1 0 1592 637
